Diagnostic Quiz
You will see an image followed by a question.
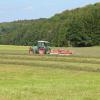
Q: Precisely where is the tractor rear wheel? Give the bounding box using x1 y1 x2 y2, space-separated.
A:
29 47 33 55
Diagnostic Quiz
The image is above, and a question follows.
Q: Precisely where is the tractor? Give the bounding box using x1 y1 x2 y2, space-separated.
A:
29 41 73 55
29 41 51 55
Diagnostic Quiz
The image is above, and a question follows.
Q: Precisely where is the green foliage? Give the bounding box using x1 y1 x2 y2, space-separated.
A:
0 3 100 47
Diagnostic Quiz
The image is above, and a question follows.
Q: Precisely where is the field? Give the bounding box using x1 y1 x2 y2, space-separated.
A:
0 45 100 100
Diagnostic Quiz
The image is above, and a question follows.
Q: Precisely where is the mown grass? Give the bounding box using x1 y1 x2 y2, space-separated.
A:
0 45 100 100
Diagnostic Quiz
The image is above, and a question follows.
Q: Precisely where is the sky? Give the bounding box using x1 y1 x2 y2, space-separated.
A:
0 0 100 22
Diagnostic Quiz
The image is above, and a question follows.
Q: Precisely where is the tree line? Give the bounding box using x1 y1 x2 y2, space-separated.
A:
0 3 100 47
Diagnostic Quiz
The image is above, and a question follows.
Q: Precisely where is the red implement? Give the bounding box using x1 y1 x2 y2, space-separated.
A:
50 49 73 55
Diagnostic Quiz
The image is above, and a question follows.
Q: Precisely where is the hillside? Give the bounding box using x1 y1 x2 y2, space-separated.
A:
0 3 100 47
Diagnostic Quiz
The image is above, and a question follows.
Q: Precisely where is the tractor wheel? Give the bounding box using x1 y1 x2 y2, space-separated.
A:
29 47 33 55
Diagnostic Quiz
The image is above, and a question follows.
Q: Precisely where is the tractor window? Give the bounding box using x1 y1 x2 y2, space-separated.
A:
38 42 49 47
45 43 49 47
38 42 45 47
44 43 47 46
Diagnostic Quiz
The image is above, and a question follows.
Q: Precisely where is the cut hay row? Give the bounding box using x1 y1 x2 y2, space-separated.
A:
0 47 100 72
1 57 100 72
0 50 27 55
0 54 100 64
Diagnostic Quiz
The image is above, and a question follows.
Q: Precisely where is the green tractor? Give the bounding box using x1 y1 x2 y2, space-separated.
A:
29 41 51 54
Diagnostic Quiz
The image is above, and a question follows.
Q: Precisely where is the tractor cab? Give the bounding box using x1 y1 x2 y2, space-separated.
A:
37 41 49 48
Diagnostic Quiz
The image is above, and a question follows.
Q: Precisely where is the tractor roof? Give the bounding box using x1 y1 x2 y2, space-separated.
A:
38 41 49 43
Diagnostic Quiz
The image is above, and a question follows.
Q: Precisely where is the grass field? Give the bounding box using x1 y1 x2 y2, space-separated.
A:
0 45 100 100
